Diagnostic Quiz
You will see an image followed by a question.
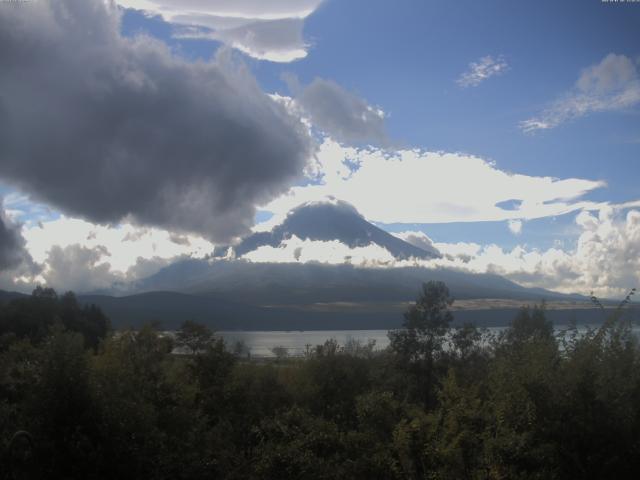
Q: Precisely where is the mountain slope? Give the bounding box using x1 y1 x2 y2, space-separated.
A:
1 287 614 331
218 200 439 260
78 291 271 330
0 290 28 304
129 199 584 306
77 290 625 331
133 258 584 306
63 199 596 329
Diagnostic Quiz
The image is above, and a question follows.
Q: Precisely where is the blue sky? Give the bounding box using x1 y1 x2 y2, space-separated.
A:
1 0 639 296
116 0 640 248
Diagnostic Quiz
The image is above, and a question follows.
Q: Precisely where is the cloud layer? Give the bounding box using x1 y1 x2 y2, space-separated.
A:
521 53 640 132
20 215 215 292
0 201 28 272
5 198 639 298
0 0 312 243
426 207 640 298
242 234 397 266
392 231 441 257
117 0 323 62
287 77 388 145
263 139 606 225
245 207 640 298
457 55 509 88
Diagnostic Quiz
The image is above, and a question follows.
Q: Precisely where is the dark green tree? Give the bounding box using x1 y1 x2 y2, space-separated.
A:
388 280 454 407
0 288 109 348
175 320 214 355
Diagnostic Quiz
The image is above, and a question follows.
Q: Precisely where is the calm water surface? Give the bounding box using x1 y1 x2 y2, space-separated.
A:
217 325 640 358
219 330 390 358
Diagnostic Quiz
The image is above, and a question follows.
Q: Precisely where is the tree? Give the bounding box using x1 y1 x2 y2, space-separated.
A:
300 339 372 424
0 288 109 348
388 281 454 407
271 345 289 361
59 291 110 350
175 320 214 355
505 302 553 345
30 327 95 477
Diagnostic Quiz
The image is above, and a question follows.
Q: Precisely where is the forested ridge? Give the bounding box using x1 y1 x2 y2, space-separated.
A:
1 282 639 479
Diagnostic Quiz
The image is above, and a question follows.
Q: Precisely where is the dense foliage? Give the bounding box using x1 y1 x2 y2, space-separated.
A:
1 283 639 479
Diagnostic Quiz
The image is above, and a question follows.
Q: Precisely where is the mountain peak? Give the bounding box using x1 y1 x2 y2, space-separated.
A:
220 199 440 260
289 198 361 216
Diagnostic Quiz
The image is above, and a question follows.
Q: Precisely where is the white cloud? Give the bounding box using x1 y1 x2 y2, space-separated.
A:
116 0 324 62
251 207 640 298
42 244 120 292
521 53 640 132
5 201 639 299
428 206 640 298
508 219 523 235
13 216 215 291
455 207 640 298
392 231 441 257
242 235 396 266
457 55 509 88
261 139 606 226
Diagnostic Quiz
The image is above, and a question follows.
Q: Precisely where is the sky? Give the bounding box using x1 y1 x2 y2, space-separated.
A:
0 0 639 297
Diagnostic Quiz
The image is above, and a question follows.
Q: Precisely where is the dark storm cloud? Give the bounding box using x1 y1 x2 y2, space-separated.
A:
289 77 388 145
0 202 27 271
0 0 313 243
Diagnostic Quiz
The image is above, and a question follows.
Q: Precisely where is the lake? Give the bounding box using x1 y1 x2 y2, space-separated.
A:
219 329 391 358
217 325 640 358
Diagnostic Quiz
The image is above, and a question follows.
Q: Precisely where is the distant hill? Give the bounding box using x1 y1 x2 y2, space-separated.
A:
0 290 27 304
78 291 635 331
1 200 608 331
77 291 279 330
1 287 632 331
133 259 585 306
128 199 584 307
89 199 591 311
